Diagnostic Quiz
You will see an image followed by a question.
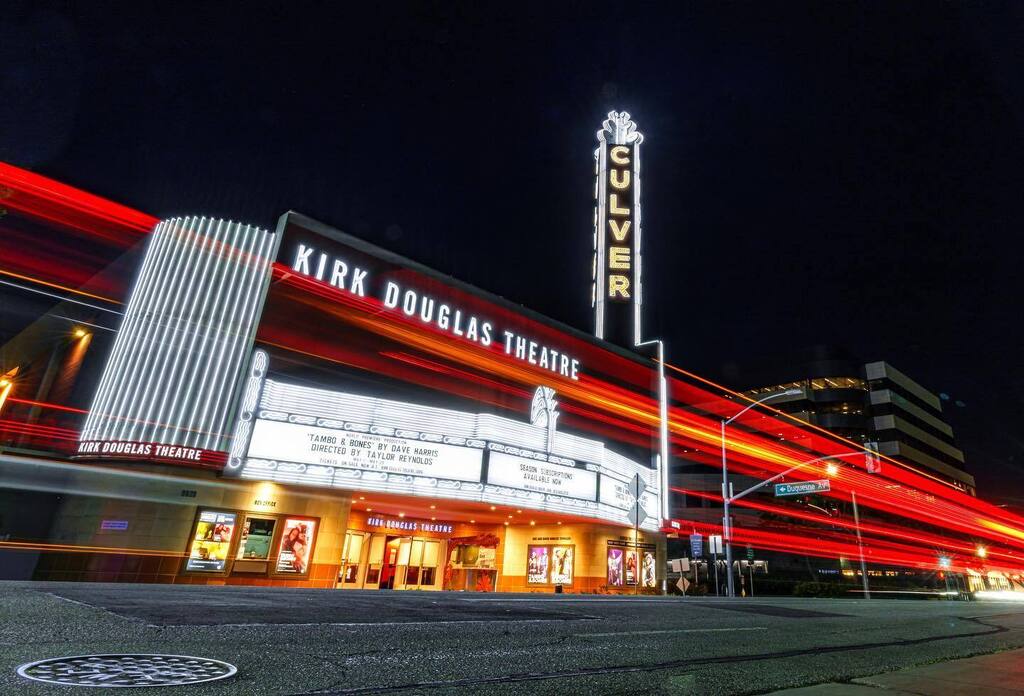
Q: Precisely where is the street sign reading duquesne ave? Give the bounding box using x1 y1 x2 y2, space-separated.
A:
774 480 831 497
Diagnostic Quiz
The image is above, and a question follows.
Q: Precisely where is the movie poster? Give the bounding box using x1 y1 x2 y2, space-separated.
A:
625 548 638 585
607 547 624 587
527 545 550 584
275 518 317 574
237 517 276 560
185 510 236 572
551 546 574 585
642 550 657 588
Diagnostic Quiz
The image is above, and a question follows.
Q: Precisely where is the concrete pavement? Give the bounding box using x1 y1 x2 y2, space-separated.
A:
766 646 1024 694
3 582 1024 694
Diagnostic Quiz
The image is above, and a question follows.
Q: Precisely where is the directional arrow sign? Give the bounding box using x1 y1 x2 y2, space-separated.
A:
627 473 649 527
628 504 648 528
774 479 831 497
631 473 647 500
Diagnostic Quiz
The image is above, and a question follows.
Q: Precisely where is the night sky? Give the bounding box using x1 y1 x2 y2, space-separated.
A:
3 2 1022 499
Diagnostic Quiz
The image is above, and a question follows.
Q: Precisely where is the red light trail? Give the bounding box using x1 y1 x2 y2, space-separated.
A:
3 161 1024 581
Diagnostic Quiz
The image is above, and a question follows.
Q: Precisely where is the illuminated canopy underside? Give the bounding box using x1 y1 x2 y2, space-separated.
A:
228 367 660 531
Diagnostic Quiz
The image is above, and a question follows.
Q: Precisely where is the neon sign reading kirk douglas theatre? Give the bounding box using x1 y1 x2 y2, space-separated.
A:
289 243 581 380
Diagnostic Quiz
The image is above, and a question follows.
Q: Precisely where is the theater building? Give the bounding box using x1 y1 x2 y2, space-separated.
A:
24 204 667 592
2 112 668 591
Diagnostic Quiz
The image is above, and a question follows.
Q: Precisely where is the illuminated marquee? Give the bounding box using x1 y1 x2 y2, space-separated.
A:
592 111 643 348
227 351 660 530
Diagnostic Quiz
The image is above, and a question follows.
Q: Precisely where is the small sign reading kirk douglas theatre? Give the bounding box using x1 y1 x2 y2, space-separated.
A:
593 111 644 348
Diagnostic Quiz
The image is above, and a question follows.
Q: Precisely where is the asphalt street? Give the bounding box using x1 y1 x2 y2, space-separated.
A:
3 582 1024 695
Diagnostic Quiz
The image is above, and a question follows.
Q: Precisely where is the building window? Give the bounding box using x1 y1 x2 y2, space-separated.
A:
747 381 805 396
817 402 864 416
810 377 866 390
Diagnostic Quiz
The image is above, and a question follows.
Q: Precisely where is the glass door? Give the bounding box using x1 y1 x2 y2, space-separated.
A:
394 539 441 590
394 538 413 589
339 531 366 586
420 540 440 588
363 534 386 589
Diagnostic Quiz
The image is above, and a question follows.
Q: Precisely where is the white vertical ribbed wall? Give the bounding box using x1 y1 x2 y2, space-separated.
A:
80 216 277 451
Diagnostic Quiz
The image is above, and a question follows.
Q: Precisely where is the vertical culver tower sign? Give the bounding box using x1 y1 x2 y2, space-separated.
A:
592 111 643 348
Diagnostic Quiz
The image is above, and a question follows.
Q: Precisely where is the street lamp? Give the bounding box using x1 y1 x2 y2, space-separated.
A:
721 388 802 597
723 449 871 598
0 367 16 417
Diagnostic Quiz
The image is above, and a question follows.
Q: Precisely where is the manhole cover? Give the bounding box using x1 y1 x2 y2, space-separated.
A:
16 653 237 688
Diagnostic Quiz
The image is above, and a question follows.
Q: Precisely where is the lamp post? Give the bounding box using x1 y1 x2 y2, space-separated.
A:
850 489 870 599
721 388 802 598
635 339 669 527
722 449 870 598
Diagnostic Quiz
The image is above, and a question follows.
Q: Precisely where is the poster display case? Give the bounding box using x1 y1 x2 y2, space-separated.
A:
608 540 657 587
274 517 318 576
607 547 624 587
180 509 319 578
550 546 574 585
641 550 657 588
184 510 237 573
526 544 575 586
527 545 550 584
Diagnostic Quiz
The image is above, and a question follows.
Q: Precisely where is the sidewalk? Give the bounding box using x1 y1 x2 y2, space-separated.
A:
765 647 1024 695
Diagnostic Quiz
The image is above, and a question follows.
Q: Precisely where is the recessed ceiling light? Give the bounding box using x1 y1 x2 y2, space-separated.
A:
470 519 475 524
516 509 522 514
398 512 405 518
489 505 496 510
430 505 436 509
366 508 372 512
359 496 365 500
431 517 436 521
529 521 536 526
507 514 513 518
